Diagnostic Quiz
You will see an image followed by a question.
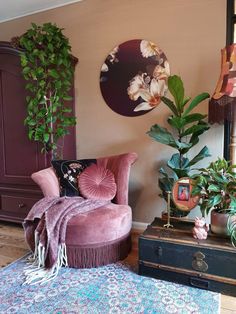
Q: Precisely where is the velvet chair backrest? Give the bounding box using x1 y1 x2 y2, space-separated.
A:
97 152 137 205
31 152 137 205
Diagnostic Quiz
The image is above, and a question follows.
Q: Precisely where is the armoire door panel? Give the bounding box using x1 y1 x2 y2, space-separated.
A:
0 69 43 185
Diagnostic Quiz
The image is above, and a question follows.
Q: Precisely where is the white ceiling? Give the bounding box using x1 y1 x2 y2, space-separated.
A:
0 0 83 23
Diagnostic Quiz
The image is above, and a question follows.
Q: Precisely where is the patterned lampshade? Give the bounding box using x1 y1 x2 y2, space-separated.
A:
209 44 236 124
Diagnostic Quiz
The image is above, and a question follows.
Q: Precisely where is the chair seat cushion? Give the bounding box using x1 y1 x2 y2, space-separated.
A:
65 203 132 246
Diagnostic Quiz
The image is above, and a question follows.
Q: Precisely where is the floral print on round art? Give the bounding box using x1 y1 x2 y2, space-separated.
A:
100 39 170 116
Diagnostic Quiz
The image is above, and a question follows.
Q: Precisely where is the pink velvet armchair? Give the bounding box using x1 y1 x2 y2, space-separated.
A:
31 152 137 268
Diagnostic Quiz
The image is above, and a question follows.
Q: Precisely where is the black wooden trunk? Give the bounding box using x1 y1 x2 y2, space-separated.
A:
138 218 236 296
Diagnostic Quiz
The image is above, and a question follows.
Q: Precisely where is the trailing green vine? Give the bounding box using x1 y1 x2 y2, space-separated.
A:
19 22 76 158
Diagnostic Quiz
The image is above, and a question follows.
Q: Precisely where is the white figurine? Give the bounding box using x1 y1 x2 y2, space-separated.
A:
192 217 209 240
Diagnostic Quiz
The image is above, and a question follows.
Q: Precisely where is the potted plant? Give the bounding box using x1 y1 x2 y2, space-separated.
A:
191 158 236 245
147 75 211 216
18 22 76 159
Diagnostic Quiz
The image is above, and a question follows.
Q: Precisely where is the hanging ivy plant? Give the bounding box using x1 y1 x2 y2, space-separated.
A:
19 22 76 158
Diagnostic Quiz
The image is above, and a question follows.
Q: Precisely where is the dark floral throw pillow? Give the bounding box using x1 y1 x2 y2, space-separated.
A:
51 159 97 196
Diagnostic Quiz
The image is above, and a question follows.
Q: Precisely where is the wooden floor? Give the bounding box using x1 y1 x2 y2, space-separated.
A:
0 223 235 313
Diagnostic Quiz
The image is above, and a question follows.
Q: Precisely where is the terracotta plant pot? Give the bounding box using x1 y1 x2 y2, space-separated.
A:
210 210 230 236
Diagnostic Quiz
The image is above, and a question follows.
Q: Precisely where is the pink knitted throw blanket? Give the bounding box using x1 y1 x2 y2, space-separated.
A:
23 196 109 284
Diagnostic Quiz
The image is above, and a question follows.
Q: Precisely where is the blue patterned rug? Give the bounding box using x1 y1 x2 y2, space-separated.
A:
0 255 220 314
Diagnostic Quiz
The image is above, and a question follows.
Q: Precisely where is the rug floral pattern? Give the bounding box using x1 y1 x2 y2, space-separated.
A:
0 257 220 314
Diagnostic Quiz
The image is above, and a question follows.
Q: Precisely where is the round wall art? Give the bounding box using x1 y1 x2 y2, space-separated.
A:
100 39 170 117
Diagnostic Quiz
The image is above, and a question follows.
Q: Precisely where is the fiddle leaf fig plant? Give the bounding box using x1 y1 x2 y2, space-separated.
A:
147 75 211 216
19 22 76 158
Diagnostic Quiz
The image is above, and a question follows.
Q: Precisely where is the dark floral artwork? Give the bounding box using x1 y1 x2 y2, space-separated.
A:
100 39 170 117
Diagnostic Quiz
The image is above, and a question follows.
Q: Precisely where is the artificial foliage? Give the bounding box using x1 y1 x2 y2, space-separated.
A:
19 22 76 158
147 75 211 216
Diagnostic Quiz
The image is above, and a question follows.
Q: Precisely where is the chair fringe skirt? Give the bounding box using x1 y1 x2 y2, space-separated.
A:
66 233 131 268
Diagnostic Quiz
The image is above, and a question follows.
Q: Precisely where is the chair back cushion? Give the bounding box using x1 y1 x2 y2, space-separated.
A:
31 167 60 197
78 164 116 201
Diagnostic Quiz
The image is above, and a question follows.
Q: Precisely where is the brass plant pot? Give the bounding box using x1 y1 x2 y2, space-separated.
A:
210 210 230 236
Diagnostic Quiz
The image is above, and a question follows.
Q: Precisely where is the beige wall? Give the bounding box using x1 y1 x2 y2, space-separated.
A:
0 0 226 223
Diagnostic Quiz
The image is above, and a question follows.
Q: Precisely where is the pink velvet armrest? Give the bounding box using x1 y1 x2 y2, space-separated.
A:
97 152 137 205
31 167 60 197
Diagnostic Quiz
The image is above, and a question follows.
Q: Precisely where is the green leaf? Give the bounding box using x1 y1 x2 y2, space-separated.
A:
48 43 54 52
168 75 184 112
229 195 236 208
22 66 31 75
147 124 178 149
27 119 37 126
167 153 190 169
158 177 175 194
175 141 192 151
183 113 207 124
189 121 210 147
159 167 169 178
181 124 210 137
63 95 73 101
188 146 211 167
160 96 178 116
207 184 221 192
168 116 186 130
191 185 202 196
43 133 50 143
167 153 190 177
183 93 210 117
182 97 191 107
48 69 59 79
209 194 222 207
28 129 34 140
31 22 37 30
20 54 28 67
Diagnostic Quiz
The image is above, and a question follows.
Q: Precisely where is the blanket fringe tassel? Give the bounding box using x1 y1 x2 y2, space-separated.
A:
23 232 68 285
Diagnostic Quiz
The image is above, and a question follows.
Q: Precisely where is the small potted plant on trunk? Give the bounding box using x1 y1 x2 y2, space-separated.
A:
192 158 236 245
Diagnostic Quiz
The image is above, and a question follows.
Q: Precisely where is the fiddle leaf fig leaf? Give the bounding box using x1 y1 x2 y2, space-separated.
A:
188 146 211 167
161 96 178 116
181 124 210 137
183 113 207 124
159 167 169 178
183 92 210 117
168 116 185 130
147 124 178 149
182 97 191 107
168 75 184 112
167 153 190 177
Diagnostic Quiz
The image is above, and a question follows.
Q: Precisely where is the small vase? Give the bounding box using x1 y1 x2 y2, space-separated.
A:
210 210 230 236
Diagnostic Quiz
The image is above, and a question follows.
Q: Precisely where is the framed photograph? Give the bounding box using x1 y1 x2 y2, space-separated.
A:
177 184 190 201
172 177 199 211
